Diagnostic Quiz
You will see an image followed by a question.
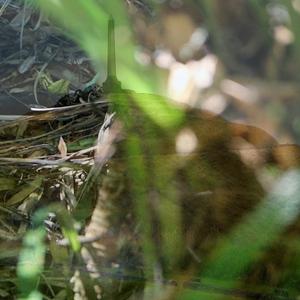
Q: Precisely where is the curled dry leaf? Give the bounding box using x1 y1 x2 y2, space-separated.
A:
58 136 68 158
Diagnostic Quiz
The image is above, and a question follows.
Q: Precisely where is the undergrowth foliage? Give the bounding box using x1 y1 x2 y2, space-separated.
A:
0 0 299 299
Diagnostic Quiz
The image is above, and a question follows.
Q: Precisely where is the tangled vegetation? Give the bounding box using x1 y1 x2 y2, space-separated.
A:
1 0 300 299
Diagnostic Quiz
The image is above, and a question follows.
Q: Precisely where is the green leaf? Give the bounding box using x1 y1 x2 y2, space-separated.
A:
6 177 43 206
47 79 70 95
17 227 46 299
178 170 300 300
204 170 300 279
54 205 81 252
0 177 16 191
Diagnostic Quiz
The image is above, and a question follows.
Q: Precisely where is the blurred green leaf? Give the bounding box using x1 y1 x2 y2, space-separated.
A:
68 137 95 151
17 204 80 298
111 92 184 130
178 170 300 299
125 134 158 278
52 205 81 252
0 177 16 191
30 0 183 129
23 291 43 300
205 170 300 278
47 79 70 95
6 177 43 206
17 227 46 300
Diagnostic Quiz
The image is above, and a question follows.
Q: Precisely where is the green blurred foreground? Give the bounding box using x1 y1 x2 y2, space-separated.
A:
0 0 299 299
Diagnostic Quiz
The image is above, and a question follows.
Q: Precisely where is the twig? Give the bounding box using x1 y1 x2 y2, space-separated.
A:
0 0 11 17
19 0 27 53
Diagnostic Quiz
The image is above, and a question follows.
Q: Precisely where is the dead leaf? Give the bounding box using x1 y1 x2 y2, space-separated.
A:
58 136 68 157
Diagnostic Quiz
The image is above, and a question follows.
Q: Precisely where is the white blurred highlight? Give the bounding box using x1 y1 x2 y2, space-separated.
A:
221 79 257 104
167 54 218 104
176 128 198 156
180 27 208 60
201 94 227 114
168 62 192 103
274 25 294 45
154 49 175 69
191 55 217 89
